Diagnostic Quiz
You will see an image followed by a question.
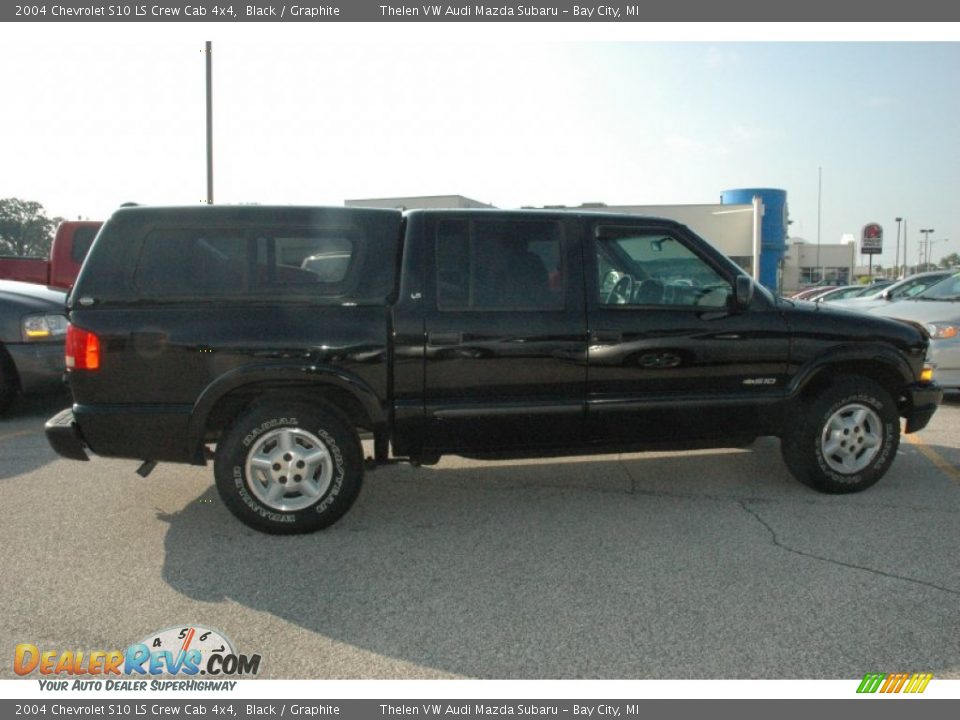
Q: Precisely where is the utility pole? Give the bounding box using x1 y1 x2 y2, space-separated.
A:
903 219 908 274
816 166 822 283
205 41 214 205
894 217 903 278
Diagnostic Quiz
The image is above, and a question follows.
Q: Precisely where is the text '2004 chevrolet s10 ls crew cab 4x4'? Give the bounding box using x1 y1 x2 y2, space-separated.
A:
45 206 943 533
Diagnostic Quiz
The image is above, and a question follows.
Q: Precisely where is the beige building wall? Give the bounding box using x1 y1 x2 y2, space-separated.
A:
590 204 757 258
346 194 493 210
782 240 857 293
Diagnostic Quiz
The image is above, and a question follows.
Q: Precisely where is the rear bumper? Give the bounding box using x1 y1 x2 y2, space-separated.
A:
45 407 89 461
903 382 943 434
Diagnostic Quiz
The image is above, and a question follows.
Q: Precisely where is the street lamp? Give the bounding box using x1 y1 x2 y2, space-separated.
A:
894 217 903 278
920 228 935 271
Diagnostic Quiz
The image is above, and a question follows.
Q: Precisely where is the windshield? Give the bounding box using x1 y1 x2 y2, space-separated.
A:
913 272 960 301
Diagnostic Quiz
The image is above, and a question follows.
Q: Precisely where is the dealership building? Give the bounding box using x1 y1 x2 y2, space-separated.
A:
346 190 857 294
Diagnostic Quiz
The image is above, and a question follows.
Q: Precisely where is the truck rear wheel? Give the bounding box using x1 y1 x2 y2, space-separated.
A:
781 377 900 493
213 401 363 533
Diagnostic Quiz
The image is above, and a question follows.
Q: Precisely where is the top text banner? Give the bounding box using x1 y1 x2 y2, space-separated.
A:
6 0 960 22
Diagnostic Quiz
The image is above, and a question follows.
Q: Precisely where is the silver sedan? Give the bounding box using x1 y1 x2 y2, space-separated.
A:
871 272 960 389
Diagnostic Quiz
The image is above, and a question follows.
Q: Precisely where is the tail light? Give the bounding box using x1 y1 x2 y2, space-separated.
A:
65 324 101 370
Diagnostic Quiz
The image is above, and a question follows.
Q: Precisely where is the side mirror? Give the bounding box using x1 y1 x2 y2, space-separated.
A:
734 275 754 311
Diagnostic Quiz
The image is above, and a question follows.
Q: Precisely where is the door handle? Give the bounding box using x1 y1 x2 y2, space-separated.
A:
590 329 622 343
429 332 462 346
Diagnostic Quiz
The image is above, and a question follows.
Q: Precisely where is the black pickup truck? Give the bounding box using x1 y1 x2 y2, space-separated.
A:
46 205 942 533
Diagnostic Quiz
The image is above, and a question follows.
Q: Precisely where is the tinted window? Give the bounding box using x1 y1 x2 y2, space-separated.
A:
136 230 247 296
134 228 360 298
436 219 564 310
595 227 731 308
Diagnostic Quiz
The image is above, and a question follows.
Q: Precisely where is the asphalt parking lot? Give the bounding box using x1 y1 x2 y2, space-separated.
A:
1 390 958 679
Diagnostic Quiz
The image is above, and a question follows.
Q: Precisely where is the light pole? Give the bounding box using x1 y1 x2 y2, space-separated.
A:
894 217 903 278
920 228 935 271
205 40 214 205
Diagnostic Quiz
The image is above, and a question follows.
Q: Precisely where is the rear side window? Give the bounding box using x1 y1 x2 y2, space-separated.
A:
71 226 98 264
134 229 364 299
436 219 564 310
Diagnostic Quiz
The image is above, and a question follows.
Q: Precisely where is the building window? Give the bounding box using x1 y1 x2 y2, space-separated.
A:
799 267 850 285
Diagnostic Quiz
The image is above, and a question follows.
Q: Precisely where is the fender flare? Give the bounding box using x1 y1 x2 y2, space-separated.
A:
784 343 915 401
187 363 386 461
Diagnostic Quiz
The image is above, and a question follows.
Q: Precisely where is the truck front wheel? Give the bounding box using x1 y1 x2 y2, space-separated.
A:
781 377 900 493
214 401 363 533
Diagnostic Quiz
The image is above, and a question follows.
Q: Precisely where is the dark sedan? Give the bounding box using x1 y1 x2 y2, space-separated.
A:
0 280 68 413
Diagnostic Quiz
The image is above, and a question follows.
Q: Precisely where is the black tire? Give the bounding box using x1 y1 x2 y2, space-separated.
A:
781 376 900 493
0 346 19 415
214 400 363 534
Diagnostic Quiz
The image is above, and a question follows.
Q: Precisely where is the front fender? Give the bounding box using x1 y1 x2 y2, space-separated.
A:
785 342 917 401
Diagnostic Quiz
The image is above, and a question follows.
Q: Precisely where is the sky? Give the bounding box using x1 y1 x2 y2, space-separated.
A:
1 29 958 269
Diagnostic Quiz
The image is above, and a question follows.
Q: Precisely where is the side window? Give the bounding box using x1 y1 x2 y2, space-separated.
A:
134 228 363 299
436 219 564 310
595 227 732 308
135 230 248 296
254 234 355 287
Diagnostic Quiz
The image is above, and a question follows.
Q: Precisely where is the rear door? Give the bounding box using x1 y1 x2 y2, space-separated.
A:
585 219 790 445
421 213 587 452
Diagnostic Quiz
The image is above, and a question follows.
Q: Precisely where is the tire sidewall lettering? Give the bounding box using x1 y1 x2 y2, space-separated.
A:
315 428 345 514
241 417 299 448
814 391 894 483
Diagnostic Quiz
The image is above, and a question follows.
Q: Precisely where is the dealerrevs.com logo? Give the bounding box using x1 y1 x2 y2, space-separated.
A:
15 625 261 691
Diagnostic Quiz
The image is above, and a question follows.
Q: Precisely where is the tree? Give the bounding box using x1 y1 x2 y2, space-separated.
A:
939 252 960 269
0 198 63 257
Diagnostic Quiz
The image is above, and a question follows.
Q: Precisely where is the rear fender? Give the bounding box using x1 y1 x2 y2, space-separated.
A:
188 363 386 462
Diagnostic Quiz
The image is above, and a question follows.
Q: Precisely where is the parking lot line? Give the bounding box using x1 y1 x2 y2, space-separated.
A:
905 432 960 485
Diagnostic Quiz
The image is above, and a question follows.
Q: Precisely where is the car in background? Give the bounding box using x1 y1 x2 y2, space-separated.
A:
790 285 838 300
813 284 879 303
872 272 960 389
0 280 68 413
831 270 953 312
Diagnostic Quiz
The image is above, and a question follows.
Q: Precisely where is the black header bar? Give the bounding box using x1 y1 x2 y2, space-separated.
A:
5 0 960 22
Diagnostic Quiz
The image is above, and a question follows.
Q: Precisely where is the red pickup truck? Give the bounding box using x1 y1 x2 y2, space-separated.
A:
0 220 101 289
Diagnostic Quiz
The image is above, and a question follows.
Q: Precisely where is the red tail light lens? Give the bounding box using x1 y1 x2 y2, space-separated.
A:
65 324 101 370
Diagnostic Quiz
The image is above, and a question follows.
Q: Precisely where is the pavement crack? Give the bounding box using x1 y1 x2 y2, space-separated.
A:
738 500 960 598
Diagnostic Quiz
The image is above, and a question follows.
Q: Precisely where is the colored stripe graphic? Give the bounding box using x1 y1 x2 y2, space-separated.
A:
857 673 932 694
857 674 885 693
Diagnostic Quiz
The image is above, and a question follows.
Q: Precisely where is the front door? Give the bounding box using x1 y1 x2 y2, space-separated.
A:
585 220 790 445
